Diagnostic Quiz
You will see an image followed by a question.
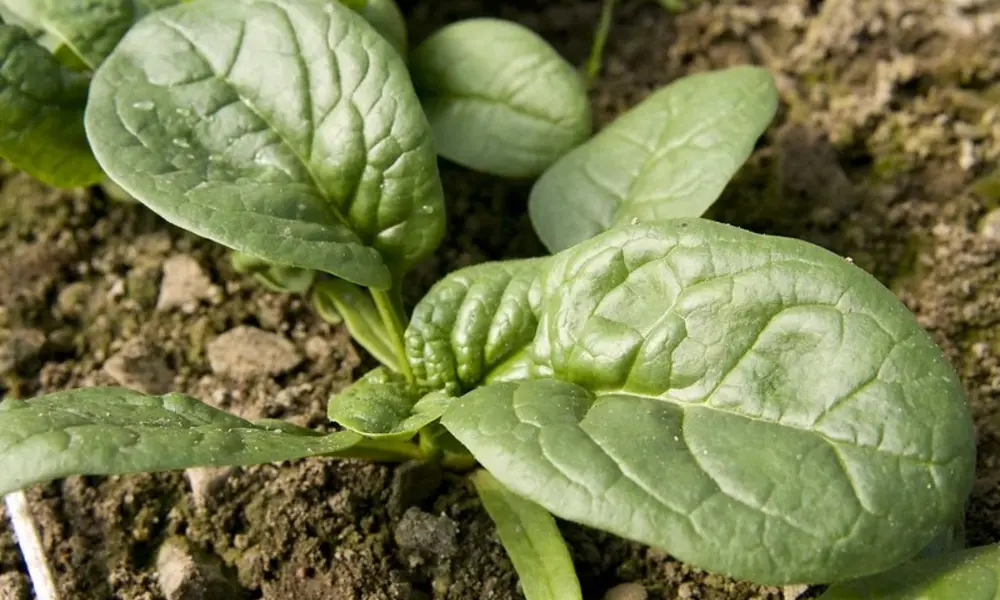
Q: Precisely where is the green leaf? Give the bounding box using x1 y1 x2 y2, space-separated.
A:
410 18 592 179
311 277 400 371
328 367 451 438
353 0 406 58
819 542 1000 599
528 66 778 253
84 0 445 289
0 387 362 496
1 0 173 69
0 23 104 187
471 469 583 600
439 218 976 585
405 258 546 395
231 251 316 294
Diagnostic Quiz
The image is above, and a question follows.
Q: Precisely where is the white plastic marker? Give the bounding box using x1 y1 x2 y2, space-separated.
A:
5 490 58 600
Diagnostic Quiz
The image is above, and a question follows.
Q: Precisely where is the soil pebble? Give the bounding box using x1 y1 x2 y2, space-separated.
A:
979 208 1000 242
206 326 302 380
0 328 45 376
605 582 648 600
0 573 28 600
783 584 810 600
395 507 459 561
156 536 241 600
389 460 444 518
156 254 214 312
102 338 175 394
184 467 236 510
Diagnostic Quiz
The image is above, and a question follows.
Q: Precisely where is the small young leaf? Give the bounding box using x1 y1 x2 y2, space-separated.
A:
311 277 400 371
0 23 103 187
328 367 451 438
820 542 1000 599
231 251 316 294
404 258 545 394
439 218 976 585
471 469 583 600
410 18 592 179
354 0 406 58
85 0 445 289
528 66 778 253
0 387 362 496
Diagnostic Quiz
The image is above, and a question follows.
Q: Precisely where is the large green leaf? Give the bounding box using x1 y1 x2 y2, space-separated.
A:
0 23 103 187
0 387 362 496
84 0 445 289
438 218 976 585
1 0 173 69
410 18 592 179
528 66 778 253
404 258 546 395
354 0 405 57
327 366 450 438
820 542 1000 599
471 469 583 600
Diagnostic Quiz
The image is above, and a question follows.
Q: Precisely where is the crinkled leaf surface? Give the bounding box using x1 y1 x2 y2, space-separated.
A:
471 469 582 600
354 0 406 57
0 387 362 496
405 258 545 395
328 367 450 438
84 0 445 289
410 18 591 179
0 23 103 187
1 0 173 69
437 218 975 585
820 542 1000 599
528 66 777 253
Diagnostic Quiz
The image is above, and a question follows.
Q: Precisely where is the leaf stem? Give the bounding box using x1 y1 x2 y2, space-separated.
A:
586 0 617 84
335 436 426 462
370 287 414 385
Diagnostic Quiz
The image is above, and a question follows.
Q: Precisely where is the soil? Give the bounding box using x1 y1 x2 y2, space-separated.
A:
1 0 999 599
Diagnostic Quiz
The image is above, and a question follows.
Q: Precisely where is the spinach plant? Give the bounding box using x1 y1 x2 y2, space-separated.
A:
0 0 979 596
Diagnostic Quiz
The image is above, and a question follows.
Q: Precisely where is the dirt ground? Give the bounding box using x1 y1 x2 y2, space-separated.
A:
1 0 998 598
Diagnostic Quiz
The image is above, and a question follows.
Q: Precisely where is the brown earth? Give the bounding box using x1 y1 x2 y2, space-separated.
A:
1 0 999 599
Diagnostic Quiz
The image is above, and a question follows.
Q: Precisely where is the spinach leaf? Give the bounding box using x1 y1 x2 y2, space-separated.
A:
528 66 778 252
231 251 316 293
0 387 362 496
0 23 104 187
404 258 546 395
311 277 401 371
471 469 583 600
84 0 445 289
410 18 592 178
438 218 976 584
820 542 1000 599
328 367 451 438
354 0 406 58
1 0 172 69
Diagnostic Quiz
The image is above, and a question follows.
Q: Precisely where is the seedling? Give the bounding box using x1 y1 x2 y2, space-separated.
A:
0 0 978 597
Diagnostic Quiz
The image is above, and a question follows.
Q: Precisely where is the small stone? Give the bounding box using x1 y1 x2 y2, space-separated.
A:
783 584 810 600
103 339 175 394
394 507 458 559
157 254 213 312
676 582 695 599
978 208 1000 242
0 328 46 376
185 467 235 509
156 536 241 600
605 583 648 600
55 281 93 318
206 326 302 379
0 572 29 600
388 461 443 518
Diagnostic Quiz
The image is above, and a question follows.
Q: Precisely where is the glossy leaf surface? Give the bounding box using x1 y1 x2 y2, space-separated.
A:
820 542 1000 599
410 18 591 178
0 387 362 495
328 367 450 438
85 0 445 289
529 66 778 252
471 469 583 600
438 218 976 584
0 23 103 187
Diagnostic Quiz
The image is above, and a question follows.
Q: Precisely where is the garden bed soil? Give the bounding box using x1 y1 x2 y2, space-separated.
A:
1 0 999 598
